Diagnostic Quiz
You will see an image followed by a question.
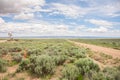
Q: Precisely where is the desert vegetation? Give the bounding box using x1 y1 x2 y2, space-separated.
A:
0 39 120 80
71 39 120 50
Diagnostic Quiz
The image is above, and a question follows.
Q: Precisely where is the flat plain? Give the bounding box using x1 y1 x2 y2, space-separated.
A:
0 39 120 80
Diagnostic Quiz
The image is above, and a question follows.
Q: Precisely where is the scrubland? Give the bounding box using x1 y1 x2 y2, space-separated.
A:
0 39 120 80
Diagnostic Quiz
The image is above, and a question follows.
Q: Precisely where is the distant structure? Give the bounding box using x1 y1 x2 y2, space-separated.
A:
8 32 13 40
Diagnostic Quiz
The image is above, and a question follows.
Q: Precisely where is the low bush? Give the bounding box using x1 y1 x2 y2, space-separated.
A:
61 64 79 80
74 58 99 75
9 47 22 52
27 49 42 56
30 55 56 76
0 59 7 72
89 67 120 80
53 55 67 65
68 57 76 63
12 53 22 63
8 61 18 67
103 67 120 80
91 71 107 80
0 48 8 56
74 51 86 58
1 77 9 80
17 59 30 72
68 47 86 58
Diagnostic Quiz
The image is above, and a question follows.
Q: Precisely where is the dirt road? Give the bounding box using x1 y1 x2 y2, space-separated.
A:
68 40 120 58
0 40 7 43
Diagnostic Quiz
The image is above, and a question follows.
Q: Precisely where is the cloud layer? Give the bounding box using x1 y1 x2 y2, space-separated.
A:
0 0 120 37
0 0 45 14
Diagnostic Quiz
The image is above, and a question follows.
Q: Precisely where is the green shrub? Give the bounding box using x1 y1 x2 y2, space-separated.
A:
17 59 30 72
68 57 76 63
0 48 8 56
91 71 107 80
74 51 86 58
27 49 42 56
103 67 120 80
89 68 120 80
68 47 86 58
0 59 7 72
68 47 79 56
8 61 18 66
61 64 79 80
9 47 22 52
30 55 55 76
53 55 67 65
1 77 9 80
12 53 22 63
74 58 99 75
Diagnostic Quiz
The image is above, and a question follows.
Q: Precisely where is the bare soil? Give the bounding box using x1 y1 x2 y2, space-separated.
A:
0 40 7 43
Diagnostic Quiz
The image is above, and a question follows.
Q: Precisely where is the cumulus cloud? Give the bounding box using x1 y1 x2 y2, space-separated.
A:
86 19 113 27
0 20 74 36
85 19 120 33
0 20 120 37
56 25 68 31
0 0 120 37
49 3 90 18
48 1 120 18
74 25 87 32
87 27 108 33
0 0 45 15
14 13 34 20
95 2 120 17
80 0 120 17
0 17 5 24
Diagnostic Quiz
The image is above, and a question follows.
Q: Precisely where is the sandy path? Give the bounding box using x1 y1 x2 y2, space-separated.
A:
0 40 7 43
68 40 120 58
0 65 18 79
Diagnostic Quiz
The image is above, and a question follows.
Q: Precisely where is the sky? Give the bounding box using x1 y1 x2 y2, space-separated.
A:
0 0 120 37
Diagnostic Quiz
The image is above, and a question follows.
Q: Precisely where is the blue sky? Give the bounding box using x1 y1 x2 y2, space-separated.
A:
0 0 120 37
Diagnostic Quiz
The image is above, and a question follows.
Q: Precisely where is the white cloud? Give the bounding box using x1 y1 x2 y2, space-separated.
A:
48 1 120 18
0 20 120 37
0 0 119 19
87 27 108 33
0 20 74 36
77 25 86 29
14 13 34 20
65 0 120 17
97 2 120 17
85 19 120 33
0 0 45 15
0 17 5 24
0 0 120 37
82 0 120 17
56 25 68 31
86 19 113 27
75 25 87 32
49 3 90 18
